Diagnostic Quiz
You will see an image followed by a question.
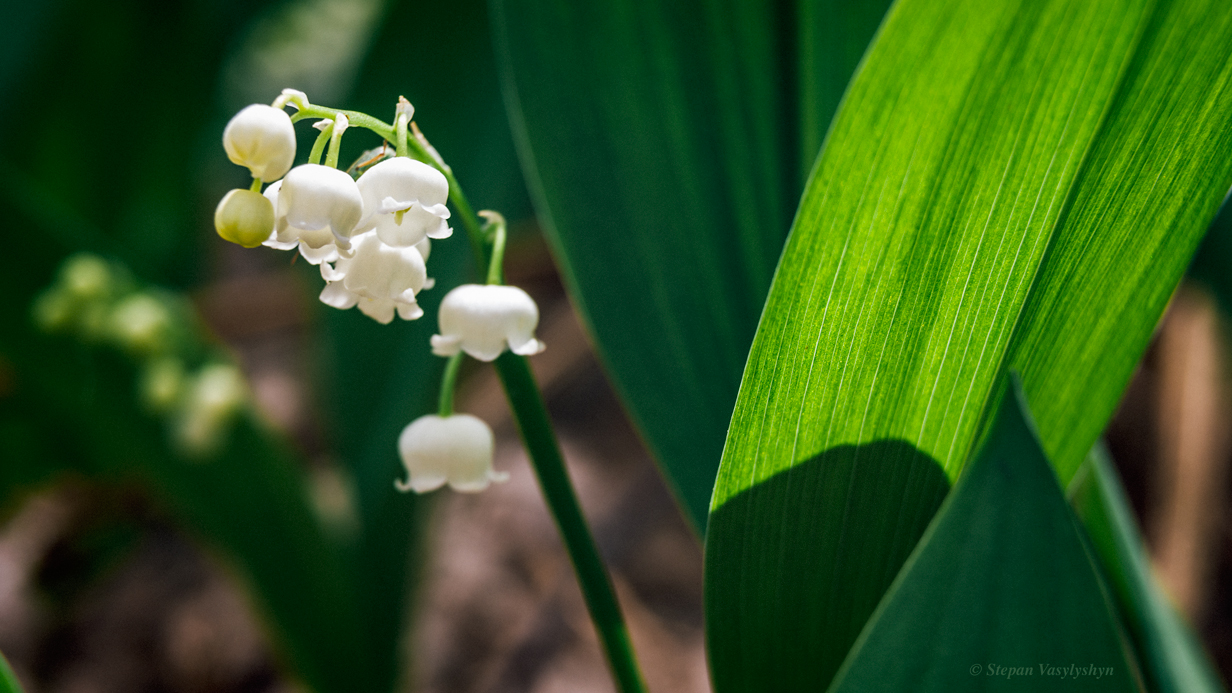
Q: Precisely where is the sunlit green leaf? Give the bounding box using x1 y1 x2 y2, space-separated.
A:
0 651 23 693
827 379 1138 692
1070 445 1227 693
493 0 892 531
706 0 1232 688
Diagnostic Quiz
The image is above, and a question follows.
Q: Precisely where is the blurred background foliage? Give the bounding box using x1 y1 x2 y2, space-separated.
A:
0 0 529 690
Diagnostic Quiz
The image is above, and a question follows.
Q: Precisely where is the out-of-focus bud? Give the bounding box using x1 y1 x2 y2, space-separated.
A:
175 363 249 456
215 189 276 248
140 357 186 412
223 104 297 182
108 293 172 355
61 254 113 301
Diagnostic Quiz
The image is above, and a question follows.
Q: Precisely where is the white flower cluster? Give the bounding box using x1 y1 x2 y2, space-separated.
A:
217 93 550 494
216 99 451 324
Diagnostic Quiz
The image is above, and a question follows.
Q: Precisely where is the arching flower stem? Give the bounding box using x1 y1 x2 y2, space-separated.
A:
287 98 647 693
249 177 262 193
437 352 464 417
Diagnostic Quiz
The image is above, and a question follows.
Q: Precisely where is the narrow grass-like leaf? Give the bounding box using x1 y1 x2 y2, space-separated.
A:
706 0 1232 688
493 0 891 531
1070 446 1227 693
0 652 23 693
826 379 1139 692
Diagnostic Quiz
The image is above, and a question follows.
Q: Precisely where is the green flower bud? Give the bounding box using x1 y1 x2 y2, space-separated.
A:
214 189 275 248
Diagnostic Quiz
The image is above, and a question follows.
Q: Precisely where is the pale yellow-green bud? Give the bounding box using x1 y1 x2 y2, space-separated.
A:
31 288 74 331
60 254 113 300
140 357 186 412
215 189 275 248
109 293 172 355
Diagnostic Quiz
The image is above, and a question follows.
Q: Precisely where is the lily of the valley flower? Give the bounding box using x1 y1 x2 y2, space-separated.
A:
395 413 508 493
355 157 452 248
431 284 545 361
223 105 296 182
261 180 341 264
319 231 428 323
215 189 275 248
272 163 364 253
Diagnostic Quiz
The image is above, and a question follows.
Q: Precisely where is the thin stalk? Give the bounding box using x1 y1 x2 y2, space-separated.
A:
308 122 333 166
249 177 262 192
493 352 647 693
324 114 348 169
437 353 464 417
395 112 410 158
485 213 507 286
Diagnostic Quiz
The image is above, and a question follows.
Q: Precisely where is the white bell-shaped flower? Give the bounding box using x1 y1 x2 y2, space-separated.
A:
318 231 427 324
273 163 363 253
431 284 545 362
262 180 341 264
415 237 435 289
223 105 296 182
355 157 452 247
395 413 508 493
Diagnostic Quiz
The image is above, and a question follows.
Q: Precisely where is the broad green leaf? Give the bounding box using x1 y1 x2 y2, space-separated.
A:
707 0 1232 688
0 652 22 693
827 379 1139 692
493 0 892 531
1070 445 1227 693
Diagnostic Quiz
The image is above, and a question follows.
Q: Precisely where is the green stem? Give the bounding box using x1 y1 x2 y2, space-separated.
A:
437 353 464 417
324 115 347 169
493 353 648 693
308 122 333 166
485 214 507 286
395 113 409 159
249 177 263 192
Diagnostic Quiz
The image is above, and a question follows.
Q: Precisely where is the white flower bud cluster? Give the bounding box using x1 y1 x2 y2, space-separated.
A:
33 254 251 456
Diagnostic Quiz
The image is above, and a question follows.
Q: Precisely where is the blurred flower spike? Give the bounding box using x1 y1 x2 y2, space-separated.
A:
33 253 252 458
396 413 508 493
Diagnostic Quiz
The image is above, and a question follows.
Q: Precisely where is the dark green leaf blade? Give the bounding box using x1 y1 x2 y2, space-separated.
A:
1070 446 1227 693
492 0 891 530
827 379 1139 692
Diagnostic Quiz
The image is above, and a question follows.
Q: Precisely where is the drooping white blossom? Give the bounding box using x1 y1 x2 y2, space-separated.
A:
261 180 341 264
272 163 364 255
430 284 545 362
395 413 507 493
318 231 427 324
355 157 452 248
223 105 296 182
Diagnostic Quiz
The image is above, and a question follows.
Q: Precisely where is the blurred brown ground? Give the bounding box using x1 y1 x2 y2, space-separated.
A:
1 235 1230 692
